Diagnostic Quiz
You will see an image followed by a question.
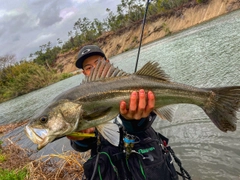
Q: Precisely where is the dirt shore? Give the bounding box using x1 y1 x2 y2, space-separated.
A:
54 0 240 73
0 121 28 137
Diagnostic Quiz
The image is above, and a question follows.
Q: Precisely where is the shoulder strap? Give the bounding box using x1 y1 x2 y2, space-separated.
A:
156 132 169 145
167 146 192 180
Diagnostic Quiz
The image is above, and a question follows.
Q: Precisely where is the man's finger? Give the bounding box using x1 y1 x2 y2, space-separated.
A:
129 91 138 113
138 89 146 111
146 91 155 112
119 101 128 115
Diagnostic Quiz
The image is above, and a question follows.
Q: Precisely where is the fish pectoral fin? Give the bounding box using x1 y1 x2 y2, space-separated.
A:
154 106 176 122
97 122 120 146
83 106 112 121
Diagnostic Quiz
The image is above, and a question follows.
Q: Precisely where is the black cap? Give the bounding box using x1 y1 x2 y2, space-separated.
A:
75 45 106 69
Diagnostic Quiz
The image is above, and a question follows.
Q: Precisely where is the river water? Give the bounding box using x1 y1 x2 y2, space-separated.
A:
1 10 240 179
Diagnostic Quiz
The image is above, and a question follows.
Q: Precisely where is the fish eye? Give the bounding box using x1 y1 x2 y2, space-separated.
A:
39 116 48 123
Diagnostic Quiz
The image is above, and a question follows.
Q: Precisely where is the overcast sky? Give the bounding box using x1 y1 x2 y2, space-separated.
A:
0 0 121 61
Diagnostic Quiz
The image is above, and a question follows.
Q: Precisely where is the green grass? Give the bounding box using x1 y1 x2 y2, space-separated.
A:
0 140 28 179
0 168 28 180
0 154 6 162
0 140 5 162
0 62 73 103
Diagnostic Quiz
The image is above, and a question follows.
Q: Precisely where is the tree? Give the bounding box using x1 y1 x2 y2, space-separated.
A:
93 18 105 36
57 38 63 48
0 54 16 70
33 42 61 68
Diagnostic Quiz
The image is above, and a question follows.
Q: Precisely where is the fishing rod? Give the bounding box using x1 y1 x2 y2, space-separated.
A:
134 0 152 72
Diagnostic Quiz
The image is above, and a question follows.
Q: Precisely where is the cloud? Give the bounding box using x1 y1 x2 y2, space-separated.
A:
71 0 88 3
0 0 121 60
60 9 75 20
28 33 55 45
0 9 8 17
36 2 63 27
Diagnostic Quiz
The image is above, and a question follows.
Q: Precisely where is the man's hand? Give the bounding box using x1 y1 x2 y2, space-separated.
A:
66 127 95 141
119 89 155 120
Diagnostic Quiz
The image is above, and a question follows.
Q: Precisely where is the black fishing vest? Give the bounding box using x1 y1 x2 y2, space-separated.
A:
82 126 184 180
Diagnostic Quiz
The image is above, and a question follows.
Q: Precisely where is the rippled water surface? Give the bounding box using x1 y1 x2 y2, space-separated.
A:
1 10 240 179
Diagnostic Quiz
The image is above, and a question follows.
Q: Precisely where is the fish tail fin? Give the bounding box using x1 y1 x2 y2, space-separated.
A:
203 86 240 132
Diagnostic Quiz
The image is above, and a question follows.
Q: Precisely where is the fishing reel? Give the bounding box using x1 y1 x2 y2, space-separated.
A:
123 133 153 161
123 133 138 159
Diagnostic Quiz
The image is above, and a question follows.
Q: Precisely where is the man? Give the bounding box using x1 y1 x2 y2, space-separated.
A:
67 45 180 180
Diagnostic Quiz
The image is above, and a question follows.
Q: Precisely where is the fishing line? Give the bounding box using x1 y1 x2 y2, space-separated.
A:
134 0 151 72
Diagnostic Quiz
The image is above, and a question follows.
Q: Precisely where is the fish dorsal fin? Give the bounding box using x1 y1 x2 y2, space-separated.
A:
82 60 129 83
135 61 171 81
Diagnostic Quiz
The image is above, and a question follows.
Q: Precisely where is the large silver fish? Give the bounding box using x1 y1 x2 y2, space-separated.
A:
25 61 240 150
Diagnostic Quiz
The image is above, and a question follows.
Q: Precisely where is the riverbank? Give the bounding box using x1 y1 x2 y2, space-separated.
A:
0 138 85 179
0 121 28 137
55 0 240 73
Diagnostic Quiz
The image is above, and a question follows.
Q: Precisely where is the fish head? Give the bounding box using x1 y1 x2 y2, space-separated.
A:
25 99 83 150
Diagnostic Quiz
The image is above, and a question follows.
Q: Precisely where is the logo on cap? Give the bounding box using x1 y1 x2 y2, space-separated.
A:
82 49 91 54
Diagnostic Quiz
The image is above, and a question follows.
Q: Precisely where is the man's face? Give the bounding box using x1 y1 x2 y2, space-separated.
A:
82 55 108 76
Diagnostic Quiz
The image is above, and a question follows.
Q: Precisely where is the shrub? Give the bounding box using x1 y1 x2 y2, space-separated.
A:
196 0 209 3
0 62 65 102
0 168 28 180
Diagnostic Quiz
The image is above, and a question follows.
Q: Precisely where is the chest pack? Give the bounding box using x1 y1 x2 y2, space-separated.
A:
83 127 191 180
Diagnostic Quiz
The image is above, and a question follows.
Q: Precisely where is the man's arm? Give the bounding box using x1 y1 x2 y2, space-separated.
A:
68 127 96 152
70 137 97 152
120 112 156 133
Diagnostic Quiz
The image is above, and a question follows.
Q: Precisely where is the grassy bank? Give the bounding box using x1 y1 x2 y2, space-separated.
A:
0 61 72 103
0 138 86 180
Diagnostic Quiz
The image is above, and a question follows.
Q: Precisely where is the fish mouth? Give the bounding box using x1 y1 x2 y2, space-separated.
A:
25 125 48 147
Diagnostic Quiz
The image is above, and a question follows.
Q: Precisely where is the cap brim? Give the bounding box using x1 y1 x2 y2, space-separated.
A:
75 52 105 69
